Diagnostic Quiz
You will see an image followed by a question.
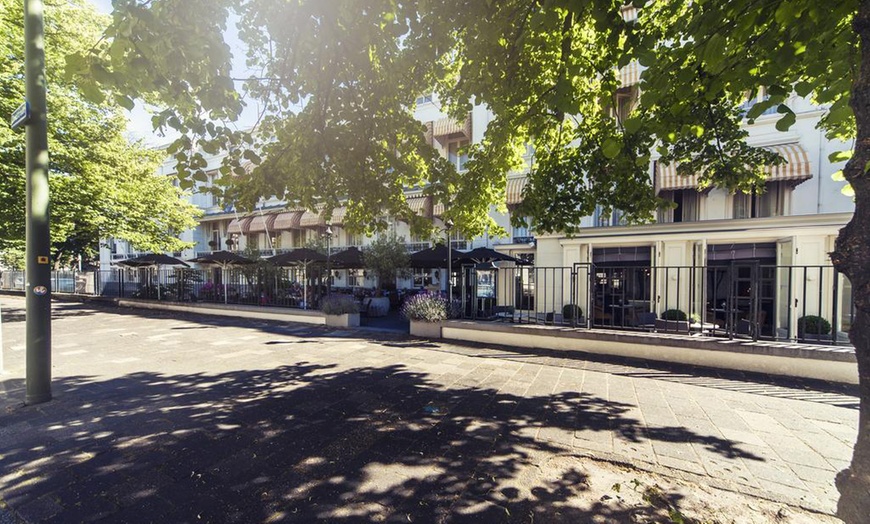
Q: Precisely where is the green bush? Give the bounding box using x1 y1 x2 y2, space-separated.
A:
661 309 687 321
321 295 359 315
562 304 582 320
797 315 831 336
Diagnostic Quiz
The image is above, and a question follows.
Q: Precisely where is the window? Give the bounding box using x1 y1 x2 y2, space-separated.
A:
346 232 363 247
593 205 625 227
740 87 777 117
449 230 467 250
416 94 434 105
733 182 788 219
658 190 700 223
448 139 469 171
412 268 430 288
613 86 638 124
512 217 534 243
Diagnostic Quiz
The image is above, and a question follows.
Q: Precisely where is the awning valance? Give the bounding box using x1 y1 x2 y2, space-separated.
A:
227 217 253 235
764 143 812 183
299 210 326 228
407 196 431 216
506 176 528 206
273 210 304 230
248 213 277 234
618 61 641 87
323 206 347 226
656 143 813 193
430 113 472 141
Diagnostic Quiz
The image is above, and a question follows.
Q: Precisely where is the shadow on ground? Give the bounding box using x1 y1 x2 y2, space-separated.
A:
0 361 758 523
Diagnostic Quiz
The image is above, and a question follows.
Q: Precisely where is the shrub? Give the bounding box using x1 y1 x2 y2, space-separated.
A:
401 293 448 322
661 309 687 321
798 315 831 336
562 304 582 320
321 295 359 315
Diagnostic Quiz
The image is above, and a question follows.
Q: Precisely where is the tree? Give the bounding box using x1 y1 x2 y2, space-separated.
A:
0 0 201 268
71 1 868 519
362 234 409 291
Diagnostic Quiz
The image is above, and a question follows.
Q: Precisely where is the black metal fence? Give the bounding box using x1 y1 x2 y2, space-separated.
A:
1 262 854 345
453 262 854 345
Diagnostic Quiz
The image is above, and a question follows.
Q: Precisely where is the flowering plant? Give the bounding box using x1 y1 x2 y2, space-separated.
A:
401 293 448 323
321 295 359 315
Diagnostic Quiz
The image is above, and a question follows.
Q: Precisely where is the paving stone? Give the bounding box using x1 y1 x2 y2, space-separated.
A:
0 297 858 522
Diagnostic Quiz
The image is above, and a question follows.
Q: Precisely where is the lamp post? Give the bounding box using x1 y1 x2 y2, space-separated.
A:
324 224 333 295
445 219 454 300
23 0 51 404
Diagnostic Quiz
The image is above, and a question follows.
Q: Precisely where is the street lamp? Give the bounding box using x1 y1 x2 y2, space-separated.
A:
324 224 333 294
445 219 455 300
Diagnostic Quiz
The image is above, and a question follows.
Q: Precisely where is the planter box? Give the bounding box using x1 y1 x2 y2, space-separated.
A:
410 320 442 338
325 313 361 328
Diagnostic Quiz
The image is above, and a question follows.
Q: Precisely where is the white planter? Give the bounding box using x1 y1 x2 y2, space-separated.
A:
325 313 361 328
410 320 442 338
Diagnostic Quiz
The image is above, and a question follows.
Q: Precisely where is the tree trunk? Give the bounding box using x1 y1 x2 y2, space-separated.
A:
833 2 870 522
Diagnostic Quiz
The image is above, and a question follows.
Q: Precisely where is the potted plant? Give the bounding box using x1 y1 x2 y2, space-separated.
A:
402 292 448 338
321 295 360 328
797 315 832 342
562 304 582 324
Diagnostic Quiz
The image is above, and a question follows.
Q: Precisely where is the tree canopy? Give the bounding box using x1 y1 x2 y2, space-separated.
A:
0 0 201 268
64 0 869 521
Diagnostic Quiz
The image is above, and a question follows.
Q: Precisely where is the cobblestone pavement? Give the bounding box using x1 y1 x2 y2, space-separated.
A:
0 297 859 522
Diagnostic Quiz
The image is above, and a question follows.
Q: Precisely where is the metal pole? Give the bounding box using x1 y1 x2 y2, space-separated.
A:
23 0 51 404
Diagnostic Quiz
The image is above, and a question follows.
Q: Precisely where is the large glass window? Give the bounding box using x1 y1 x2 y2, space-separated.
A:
448 139 469 172
658 190 700 223
733 182 788 219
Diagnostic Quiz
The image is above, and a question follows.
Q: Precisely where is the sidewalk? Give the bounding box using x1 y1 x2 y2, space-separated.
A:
0 297 857 522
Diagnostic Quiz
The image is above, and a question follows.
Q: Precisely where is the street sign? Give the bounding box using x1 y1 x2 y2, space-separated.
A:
11 101 30 129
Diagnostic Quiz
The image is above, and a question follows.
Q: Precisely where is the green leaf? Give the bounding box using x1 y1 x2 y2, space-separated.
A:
828 150 852 163
114 95 135 111
775 111 796 132
602 138 621 159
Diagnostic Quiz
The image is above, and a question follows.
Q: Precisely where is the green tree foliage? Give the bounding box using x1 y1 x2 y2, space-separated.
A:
362 234 409 291
0 0 201 268
68 1 869 520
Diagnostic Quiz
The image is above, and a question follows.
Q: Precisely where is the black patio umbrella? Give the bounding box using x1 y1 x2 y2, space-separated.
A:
268 249 327 310
330 247 365 269
116 253 190 268
455 247 523 265
188 250 256 303
117 253 189 300
408 245 466 269
268 248 327 265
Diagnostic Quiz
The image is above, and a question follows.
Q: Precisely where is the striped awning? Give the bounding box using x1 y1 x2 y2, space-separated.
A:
656 143 812 193
618 60 641 87
620 5 638 22
432 201 445 217
656 162 699 193
273 210 304 230
431 113 472 140
324 206 347 226
299 210 326 228
248 213 277 234
227 216 252 235
505 176 528 205
407 196 431 216
764 143 812 183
